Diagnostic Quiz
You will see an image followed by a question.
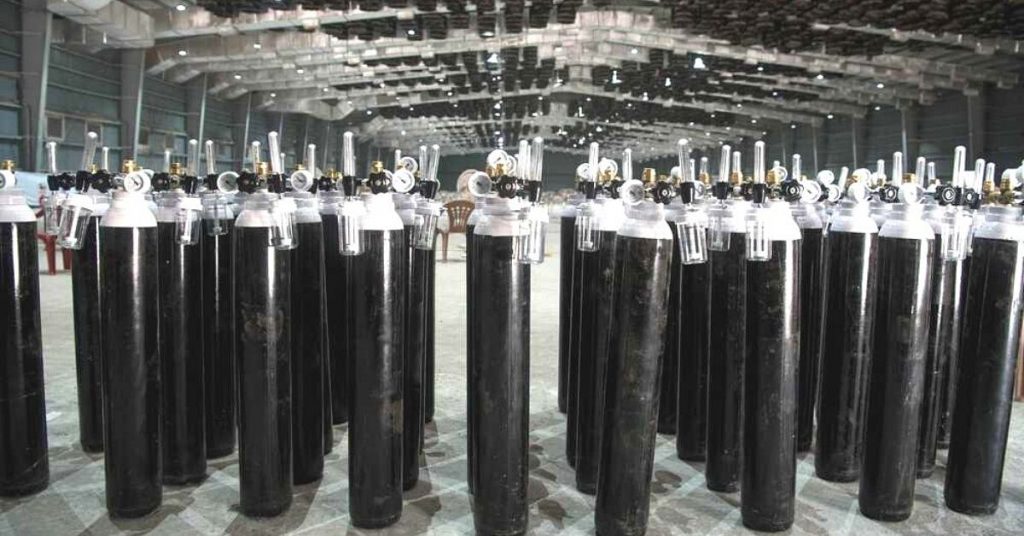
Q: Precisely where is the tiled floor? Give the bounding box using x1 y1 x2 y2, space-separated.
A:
2 229 1023 535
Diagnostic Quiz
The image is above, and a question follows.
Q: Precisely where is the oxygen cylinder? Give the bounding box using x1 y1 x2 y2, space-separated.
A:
741 143 802 532
705 195 749 492
287 192 326 485
156 191 206 484
568 144 603 465
71 191 109 453
396 191 422 490
423 245 437 425
471 196 532 535
558 187 584 414
465 191 490 496
917 208 968 478
235 192 295 517
595 187 674 536
789 155 825 454
945 205 1024 515
320 190 351 425
404 145 443 487
99 189 162 518
0 184 49 497
200 191 236 459
815 191 879 482
919 149 972 473
573 148 627 494
859 201 934 521
347 190 405 528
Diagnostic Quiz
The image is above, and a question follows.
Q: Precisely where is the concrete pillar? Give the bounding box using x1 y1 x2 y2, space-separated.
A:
120 49 146 161
186 74 207 144
19 0 52 171
966 90 986 159
851 117 867 169
232 93 252 169
901 103 919 160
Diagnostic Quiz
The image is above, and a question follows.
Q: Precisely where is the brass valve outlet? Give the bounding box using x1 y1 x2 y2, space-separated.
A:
371 161 385 174
122 160 138 174
641 168 657 184
0 159 14 171
170 162 184 176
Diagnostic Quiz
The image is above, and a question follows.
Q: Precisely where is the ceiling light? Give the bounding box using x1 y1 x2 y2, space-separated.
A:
175 4 186 11
270 92 276 98
736 103 742 108
791 124 796 129
407 29 416 36
705 132 711 136
772 91 779 96
297 68 304 74
664 78 672 88
751 119 757 124
486 53 500 64
596 126 603 133
876 82 885 89
585 97 591 102
710 113 716 118
253 43 262 50
401 130 406 136
827 113 834 119
366 110 373 115
630 48 639 55
874 105 882 111
726 126 731 130
233 74 242 80
323 87 329 92
693 57 707 70
816 74 825 80
177 49 187 57
757 65 764 72
482 30 495 37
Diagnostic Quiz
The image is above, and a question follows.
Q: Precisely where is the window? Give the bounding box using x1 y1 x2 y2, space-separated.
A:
217 142 233 159
46 114 64 141
138 128 150 147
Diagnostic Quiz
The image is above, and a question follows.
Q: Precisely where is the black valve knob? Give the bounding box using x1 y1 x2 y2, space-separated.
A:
368 171 391 194
878 184 900 203
779 179 803 202
711 181 730 201
91 171 113 193
237 171 260 194
935 184 959 206
496 175 521 199
151 172 172 192
652 181 676 205
419 179 439 200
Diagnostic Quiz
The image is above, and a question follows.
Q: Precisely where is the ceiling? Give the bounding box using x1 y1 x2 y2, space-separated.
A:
49 0 1024 159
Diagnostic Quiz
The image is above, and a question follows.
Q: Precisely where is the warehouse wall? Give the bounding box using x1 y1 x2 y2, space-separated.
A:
0 0 21 163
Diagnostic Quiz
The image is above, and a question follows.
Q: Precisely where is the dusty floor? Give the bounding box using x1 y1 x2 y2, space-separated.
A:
1 227 1023 535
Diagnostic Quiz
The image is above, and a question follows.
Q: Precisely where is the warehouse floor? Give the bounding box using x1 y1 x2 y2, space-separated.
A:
2 225 1023 536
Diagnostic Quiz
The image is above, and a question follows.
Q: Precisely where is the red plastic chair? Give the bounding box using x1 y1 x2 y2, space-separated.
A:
35 195 71 275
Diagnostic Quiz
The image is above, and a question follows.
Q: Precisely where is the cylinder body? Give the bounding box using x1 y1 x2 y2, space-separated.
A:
291 218 325 485
71 214 105 453
659 223 682 436
558 211 575 414
566 243 584 467
742 238 800 532
937 254 969 449
595 227 673 536
945 234 1024 515
797 228 824 453
423 244 436 424
466 220 477 495
403 223 426 490
0 216 49 496
859 233 932 521
471 219 530 536
568 241 599 469
157 217 207 484
815 230 878 482
917 247 965 477
676 250 710 462
322 210 351 425
347 224 405 528
574 230 617 494
235 221 292 517
202 215 236 459
705 232 746 491
100 199 161 518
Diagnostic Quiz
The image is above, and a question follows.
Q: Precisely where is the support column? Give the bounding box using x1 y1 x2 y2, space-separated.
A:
186 74 208 144
19 0 52 171
120 49 146 161
232 93 252 169
901 104 919 161
851 117 867 169
811 124 820 172
966 90 986 159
